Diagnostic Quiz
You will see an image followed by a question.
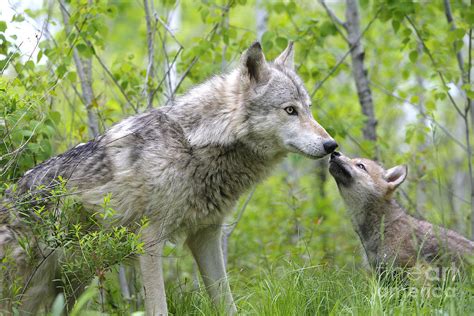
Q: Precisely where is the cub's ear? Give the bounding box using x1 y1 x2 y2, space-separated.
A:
274 41 294 70
384 165 408 191
240 41 269 83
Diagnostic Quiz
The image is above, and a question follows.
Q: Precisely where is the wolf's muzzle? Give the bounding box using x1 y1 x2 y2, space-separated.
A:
323 140 338 154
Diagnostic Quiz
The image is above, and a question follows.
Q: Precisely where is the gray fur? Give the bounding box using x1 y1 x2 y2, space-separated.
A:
1 42 336 315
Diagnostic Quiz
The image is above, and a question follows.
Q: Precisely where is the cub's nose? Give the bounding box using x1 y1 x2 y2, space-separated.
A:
323 140 338 154
331 151 341 158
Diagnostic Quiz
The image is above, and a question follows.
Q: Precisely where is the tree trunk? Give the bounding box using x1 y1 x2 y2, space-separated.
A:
345 0 378 158
144 0 155 109
443 0 474 238
59 1 99 138
256 0 268 41
165 5 181 103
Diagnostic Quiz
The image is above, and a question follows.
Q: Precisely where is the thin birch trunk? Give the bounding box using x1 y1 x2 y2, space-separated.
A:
59 0 99 138
443 0 474 238
345 0 378 159
144 0 156 109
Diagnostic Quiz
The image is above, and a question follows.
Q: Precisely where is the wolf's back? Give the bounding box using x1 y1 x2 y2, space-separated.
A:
15 138 103 196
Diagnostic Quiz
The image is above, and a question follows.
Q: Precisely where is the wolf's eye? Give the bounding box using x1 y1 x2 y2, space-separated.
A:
284 106 297 115
356 163 367 172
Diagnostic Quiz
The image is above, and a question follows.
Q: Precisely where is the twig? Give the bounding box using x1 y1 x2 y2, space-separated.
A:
369 80 470 153
405 15 464 118
58 0 139 113
310 7 380 97
227 186 256 237
150 46 183 103
21 248 57 296
319 0 346 28
156 15 184 50
319 0 349 43
443 0 466 81
164 1 233 105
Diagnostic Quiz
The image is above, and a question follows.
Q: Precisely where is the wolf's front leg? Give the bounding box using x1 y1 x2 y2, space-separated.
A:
186 225 237 315
140 227 167 316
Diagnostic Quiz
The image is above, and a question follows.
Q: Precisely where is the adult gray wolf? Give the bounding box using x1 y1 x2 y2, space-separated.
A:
1 41 337 315
329 151 473 273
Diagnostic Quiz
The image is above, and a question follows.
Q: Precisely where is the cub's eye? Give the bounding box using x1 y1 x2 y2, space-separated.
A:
284 106 297 115
356 163 367 172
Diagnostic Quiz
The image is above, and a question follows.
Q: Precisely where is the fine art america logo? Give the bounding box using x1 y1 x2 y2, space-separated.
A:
384 264 468 299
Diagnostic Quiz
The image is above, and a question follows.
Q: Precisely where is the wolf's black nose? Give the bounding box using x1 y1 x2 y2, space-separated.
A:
323 140 338 153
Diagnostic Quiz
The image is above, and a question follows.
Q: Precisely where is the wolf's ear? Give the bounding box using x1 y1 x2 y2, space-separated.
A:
384 165 407 191
241 41 269 83
274 41 294 70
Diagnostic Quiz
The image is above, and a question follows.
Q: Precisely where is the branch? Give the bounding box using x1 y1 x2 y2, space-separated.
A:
156 14 184 49
221 185 256 267
405 15 464 118
310 7 380 97
319 0 349 43
163 2 232 106
369 80 471 153
58 0 138 114
149 46 183 104
443 0 466 82
227 186 256 237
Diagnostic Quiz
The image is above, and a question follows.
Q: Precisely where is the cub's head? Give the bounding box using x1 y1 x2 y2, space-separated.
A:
239 41 337 159
328 151 407 206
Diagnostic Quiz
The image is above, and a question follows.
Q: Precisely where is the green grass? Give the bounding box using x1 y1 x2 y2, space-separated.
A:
36 260 474 315
162 263 474 316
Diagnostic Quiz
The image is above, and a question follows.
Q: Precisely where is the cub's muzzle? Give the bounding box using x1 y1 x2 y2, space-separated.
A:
329 152 353 186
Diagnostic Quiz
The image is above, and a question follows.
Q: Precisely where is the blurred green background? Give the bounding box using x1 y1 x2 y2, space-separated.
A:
1 0 473 314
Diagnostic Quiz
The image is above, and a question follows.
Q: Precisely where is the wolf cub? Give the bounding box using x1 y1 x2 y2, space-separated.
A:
329 151 473 271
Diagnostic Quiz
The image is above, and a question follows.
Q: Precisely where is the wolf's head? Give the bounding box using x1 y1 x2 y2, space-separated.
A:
238 41 337 159
328 151 407 208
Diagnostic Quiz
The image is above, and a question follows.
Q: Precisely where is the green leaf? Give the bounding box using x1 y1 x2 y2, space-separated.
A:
0 21 6 33
392 20 401 33
276 37 287 49
410 95 419 104
67 71 77 82
76 43 93 58
11 14 25 22
57 64 67 78
36 50 43 63
262 31 274 51
452 28 465 40
409 50 418 63
50 111 61 124
426 100 436 111
24 60 35 71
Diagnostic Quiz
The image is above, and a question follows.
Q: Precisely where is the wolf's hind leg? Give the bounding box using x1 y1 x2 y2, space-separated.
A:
186 225 237 315
19 250 59 315
0 226 56 315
